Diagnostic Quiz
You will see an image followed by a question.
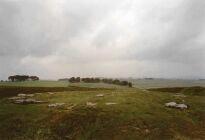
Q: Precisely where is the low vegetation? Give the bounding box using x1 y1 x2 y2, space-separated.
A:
0 86 113 98
0 82 204 139
0 80 69 87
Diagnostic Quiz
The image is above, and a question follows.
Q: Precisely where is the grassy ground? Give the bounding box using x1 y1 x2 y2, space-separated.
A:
69 82 124 89
0 83 204 140
1 79 205 89
0 86 112 99
130 79 205 89
0 81 69 87
149 86 205 96
0 81 123 89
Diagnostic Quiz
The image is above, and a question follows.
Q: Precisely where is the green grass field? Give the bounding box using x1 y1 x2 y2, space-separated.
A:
0 81 69 87
130 79 205 89
1 79 204 89
0 81 204 140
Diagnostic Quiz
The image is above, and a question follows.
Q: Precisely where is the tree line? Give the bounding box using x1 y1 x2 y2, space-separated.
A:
8 75 39 82
67 77 132 87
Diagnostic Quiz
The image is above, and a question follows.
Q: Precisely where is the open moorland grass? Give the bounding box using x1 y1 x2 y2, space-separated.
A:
0 86 113 99
0 83 204 140
130 79 205 89
0 81 69 87
0 81 124 89
1 79 205 89
69 82 124 89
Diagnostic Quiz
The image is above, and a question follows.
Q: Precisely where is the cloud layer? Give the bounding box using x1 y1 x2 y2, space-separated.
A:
0 0 205 79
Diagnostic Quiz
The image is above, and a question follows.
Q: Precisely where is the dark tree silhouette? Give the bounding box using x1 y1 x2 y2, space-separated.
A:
76 77 81 82
29 76 39 81
66 76 132 87
8 75 39 82
69 77 81 83
128 82 132 87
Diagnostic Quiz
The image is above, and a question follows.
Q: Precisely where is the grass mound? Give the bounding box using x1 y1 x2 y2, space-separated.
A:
148 86 205 96
181 86 205 96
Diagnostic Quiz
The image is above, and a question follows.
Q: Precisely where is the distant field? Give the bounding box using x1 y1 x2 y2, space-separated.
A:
130 79 205 89
69 82 124 89
0 80 69 87
1 79 205 89
0 81 126 89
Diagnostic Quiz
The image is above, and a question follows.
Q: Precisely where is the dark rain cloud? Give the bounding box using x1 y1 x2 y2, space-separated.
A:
0 0 204 79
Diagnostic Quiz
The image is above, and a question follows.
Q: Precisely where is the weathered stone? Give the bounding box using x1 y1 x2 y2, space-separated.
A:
66 104 76 110
175 104 188 109
173 94 186 98
35 100 48 104
26 94 34 97
14 99 33 104
86 102 97 107
48 103 65 108
12 98 47 104
96 94 104 97
18 94 26 97
8 96 24 100
145 129 150 134
165 102 188 109
165 102 177 107
105 102 117 105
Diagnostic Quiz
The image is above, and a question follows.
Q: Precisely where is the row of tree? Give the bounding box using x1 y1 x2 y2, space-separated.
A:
69 77 80 83
68 77 132 87
8 75 39 82
102 78 132 87
81 78 101 83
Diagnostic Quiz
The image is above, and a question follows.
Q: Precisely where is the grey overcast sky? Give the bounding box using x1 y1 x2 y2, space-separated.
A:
0 0 205 80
